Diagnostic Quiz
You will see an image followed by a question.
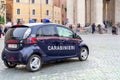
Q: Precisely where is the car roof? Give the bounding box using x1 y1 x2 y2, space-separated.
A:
24 23 62 27
11 23 70 32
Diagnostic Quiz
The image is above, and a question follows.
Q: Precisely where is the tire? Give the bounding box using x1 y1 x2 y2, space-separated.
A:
79 47 89 61
26 55 42 72
4 61 17 68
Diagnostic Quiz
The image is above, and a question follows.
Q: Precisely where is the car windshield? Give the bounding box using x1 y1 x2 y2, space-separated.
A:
5 28 29 40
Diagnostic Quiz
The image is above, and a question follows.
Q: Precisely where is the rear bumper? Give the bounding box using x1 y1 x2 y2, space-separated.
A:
2 48 28 64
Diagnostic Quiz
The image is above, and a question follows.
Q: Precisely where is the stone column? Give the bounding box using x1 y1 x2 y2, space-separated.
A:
67 0 74 24
90 0 96 24
91 0 103 25
77 0 85 26
73 0 77 25
115 0 120 24
85 0 91 24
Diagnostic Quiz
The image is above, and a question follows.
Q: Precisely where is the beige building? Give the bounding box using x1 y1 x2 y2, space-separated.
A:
6 0 61 24
67 0 120 26
53 0 67 25
53 6 61 24
41 0 61 24
0 0 6 23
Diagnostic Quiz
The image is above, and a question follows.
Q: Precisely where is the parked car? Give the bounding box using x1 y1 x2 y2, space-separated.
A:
1 23 89 72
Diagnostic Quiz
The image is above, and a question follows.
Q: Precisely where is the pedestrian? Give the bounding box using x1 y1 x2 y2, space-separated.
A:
1 26 4 36
112 25 118 35
4 27 8 34
91 23 96 34
0 25 2 38
4 22 13 34
76 23 81 32
69 24 73 30
77 23 80 28
17 19 22 25
97 24 103 34
103 20 108 33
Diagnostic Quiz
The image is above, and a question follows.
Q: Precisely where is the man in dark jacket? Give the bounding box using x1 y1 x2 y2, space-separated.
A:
91 23 96 34
112 25 118 35
0 26 2 38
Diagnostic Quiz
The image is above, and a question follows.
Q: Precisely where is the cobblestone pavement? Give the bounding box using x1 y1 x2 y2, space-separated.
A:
0 33 120 80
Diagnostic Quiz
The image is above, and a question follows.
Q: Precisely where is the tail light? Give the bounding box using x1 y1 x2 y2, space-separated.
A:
6 40 19 44
24 37 37 44
10 56 15 61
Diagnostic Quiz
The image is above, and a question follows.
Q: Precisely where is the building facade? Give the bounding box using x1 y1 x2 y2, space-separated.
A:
53 6 61 24
53 0 67 25
67 0 120 26
6 0 61 24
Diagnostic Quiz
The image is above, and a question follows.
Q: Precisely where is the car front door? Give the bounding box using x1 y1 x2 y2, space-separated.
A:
56 26 78 56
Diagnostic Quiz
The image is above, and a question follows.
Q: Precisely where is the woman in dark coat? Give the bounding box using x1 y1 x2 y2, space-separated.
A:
91 23 96 34
112 25 118 35
0 26 2 38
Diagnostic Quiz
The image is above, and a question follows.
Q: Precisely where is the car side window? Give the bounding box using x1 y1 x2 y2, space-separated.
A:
37 26 57 37
36 28 42 37
56 26 74 38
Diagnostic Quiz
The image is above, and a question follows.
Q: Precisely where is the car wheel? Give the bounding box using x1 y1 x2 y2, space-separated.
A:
79 47 89 61
26 55 42 72
4 61 17 68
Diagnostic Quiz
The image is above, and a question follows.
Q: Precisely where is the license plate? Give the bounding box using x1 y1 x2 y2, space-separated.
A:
8 44 18 48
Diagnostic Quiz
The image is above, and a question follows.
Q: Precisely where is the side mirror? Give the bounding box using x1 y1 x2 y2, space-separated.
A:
74 33 82 39
73 33 77 38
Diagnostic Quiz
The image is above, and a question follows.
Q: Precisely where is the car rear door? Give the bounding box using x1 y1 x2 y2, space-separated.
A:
36 25 61 57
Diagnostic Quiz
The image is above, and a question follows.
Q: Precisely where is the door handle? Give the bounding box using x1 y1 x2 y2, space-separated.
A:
61 40 65 42
40 40 44 42
60 40 65 45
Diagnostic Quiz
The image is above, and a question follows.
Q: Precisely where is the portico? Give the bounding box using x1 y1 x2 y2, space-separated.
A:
67 0 120 26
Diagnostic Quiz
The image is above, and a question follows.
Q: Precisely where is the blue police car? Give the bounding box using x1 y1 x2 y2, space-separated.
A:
1 23 89 72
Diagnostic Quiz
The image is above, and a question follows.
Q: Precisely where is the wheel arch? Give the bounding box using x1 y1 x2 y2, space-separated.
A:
31 52 42 57
79 43 89 55
28 52 43 62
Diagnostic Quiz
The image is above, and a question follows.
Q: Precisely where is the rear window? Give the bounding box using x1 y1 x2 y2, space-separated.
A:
5 28 30 40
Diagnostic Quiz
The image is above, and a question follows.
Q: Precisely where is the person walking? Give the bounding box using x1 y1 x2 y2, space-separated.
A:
112 25 118 35
17 19 22 25
76 23 81 32
69 24 73 30
0 25 2 38
91 23 96 34
4 27 8 34
97 24 103 34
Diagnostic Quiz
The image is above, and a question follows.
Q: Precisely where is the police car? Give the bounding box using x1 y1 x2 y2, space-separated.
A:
1 23 89 72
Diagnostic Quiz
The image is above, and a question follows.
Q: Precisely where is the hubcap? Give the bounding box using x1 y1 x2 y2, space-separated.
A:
30 57 41 71
8 62 16 66
81 48 88 60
